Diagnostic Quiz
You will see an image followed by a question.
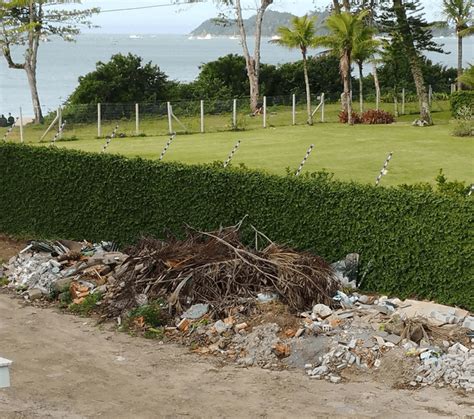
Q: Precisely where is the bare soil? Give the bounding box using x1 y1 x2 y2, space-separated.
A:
0 240 473 418
0 235 27 264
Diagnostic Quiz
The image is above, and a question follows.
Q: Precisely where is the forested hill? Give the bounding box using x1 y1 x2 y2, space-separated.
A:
190 10 330 37
190 9 454 38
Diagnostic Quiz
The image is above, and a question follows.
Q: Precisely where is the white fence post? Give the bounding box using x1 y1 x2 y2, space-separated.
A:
19 107 24 143
233 98 237 129
321 93 325 123
97 103 102 137
450 83 456 94
428 85 433 105
263 96 267 128
135 103 139 136
401 88 405 115
292 94 296 125
200 100 204 133
58 106 63 139
167 102 173 135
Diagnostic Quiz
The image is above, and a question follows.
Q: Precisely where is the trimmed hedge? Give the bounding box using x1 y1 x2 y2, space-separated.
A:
450 90 474 117
0 144 472 309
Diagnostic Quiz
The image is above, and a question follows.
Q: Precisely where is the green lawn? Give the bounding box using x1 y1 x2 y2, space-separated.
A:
2 101 473 186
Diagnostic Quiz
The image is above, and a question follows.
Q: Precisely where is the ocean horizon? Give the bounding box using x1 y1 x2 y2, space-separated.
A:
0 34 470 117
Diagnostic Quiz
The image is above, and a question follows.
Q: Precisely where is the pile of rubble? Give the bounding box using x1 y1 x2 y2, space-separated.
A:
1 231 472 392
4 240 126 303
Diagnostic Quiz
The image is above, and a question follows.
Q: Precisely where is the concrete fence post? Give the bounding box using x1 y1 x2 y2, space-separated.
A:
263 96 267 128
401 88 406 115
233 99 237 129
58 106 63 139
200 100 205 133
428 85 433 105
167 102 173 135
292 94 296 125
321 93 325 123
135 103 139 136
97 103 102 137
19 107 24 143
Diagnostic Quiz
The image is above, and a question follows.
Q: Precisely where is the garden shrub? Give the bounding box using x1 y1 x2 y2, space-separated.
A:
338 110 362 124
362 109 395 124
450 91 474 117
0 144 472 310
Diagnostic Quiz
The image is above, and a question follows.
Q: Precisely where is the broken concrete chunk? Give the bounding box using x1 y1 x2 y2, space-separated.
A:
462 316 474 331
312 304 333 319
214 320 231 334
181 303 209 320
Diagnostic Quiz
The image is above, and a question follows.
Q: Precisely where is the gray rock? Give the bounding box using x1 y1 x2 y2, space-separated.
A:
27 288 43 300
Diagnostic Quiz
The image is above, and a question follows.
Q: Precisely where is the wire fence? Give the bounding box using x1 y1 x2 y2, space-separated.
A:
1 89 452 143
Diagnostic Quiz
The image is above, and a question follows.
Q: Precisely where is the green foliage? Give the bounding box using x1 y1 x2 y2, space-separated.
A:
458 64 474 89
128 300 164 328
435 169 470 196
68 53 172 106
68 292 102 315
0 144 472 310
450 90 474 116
0 277 9 286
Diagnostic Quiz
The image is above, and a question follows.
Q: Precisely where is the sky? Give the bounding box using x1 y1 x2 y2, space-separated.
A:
70 0 443 34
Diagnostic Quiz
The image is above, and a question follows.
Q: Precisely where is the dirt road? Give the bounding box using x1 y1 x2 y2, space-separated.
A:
0 295 472 418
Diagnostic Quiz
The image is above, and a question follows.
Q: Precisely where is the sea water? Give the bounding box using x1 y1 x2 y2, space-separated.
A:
0 34 470 116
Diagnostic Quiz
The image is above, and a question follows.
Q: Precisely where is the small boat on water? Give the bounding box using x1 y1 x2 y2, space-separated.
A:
196 34 213 40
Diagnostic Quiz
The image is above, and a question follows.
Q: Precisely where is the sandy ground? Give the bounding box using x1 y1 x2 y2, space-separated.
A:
0 295 473 419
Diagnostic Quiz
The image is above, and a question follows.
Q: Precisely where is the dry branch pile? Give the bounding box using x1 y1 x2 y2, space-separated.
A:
102 226 338 318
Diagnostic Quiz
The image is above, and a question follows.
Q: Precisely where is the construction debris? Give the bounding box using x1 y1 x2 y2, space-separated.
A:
4 239 125 300
1 227 472 393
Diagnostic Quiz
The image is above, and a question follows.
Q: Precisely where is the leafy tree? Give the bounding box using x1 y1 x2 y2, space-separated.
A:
195 54 249 98
0 0 98 123
442 0 472 90
275 55 341 99
380 0 444 125
273 15 319 125
316 10 371 124
68 53 171 105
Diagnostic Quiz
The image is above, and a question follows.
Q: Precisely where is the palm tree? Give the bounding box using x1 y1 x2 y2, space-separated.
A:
352 36 379 112
273 15 318 125
442 0 472 90
315 11 371 125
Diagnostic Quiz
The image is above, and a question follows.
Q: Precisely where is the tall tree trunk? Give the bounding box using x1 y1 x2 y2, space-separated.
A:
358 61 364 113
234 0 272 112
25 64 43 124
409 55 431 124
341 51 353 125
302 51 313 125
393 0 431 124
372 62 380 110
457 31 463 90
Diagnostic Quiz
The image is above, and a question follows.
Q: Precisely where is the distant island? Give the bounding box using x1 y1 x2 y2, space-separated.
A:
189 9 454 38
190 10 329 38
